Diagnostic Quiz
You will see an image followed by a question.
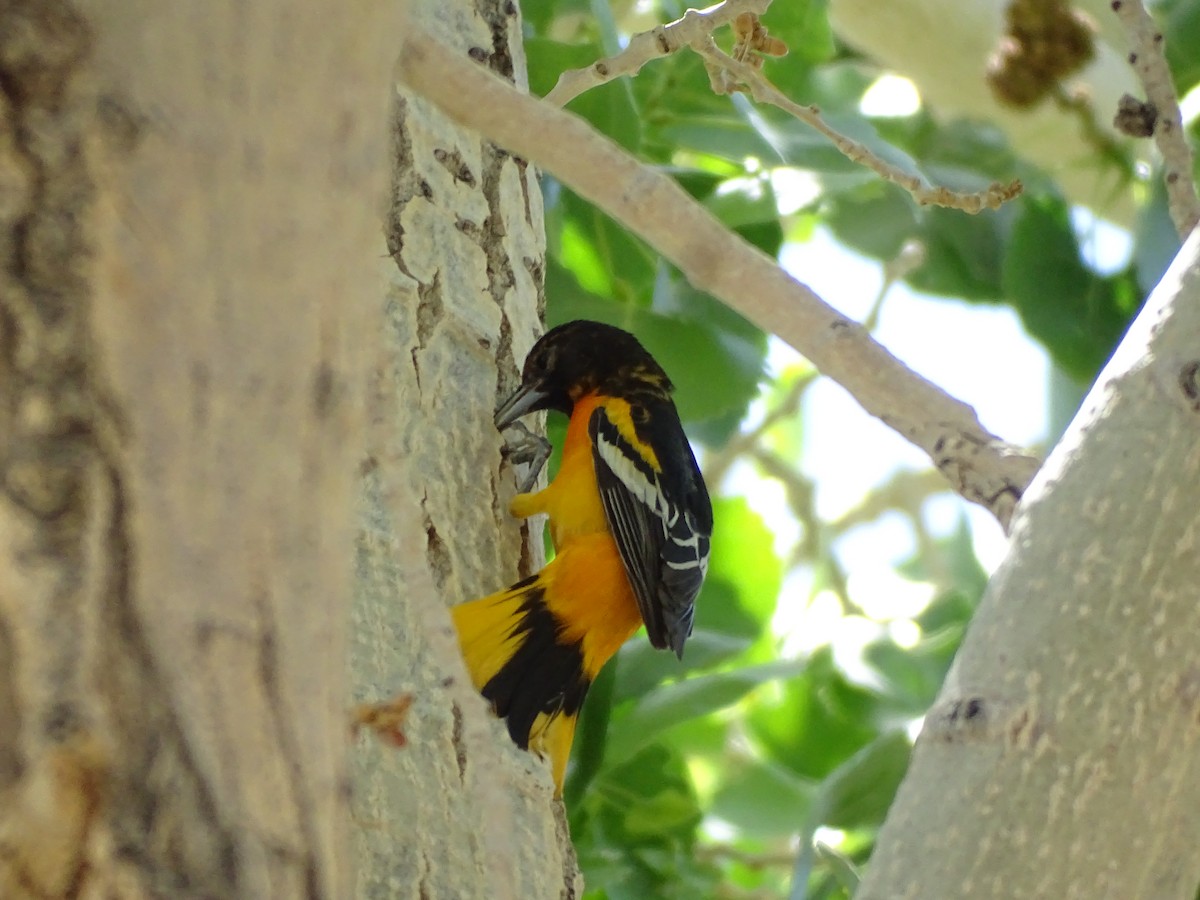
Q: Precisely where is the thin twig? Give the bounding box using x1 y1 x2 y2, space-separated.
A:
394 19 1043 530
828 468 951 535
746 446 861 615
705 369 816 488
1111 0 1200 238
690 36 1022 214
543 0 772 107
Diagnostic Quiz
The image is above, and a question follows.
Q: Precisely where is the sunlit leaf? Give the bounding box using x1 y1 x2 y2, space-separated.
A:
699 497 782 645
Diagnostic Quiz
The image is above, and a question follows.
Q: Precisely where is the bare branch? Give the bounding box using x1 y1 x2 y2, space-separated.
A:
690 36 1023 213
1111 0 1200 238
547 3 1020 214
543 0 772 107
393 21 1042 529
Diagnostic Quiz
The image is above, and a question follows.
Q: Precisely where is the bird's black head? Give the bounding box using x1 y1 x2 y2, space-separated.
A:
495 320 671 428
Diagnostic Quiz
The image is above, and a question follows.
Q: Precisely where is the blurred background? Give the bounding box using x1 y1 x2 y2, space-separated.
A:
520 0 1198 896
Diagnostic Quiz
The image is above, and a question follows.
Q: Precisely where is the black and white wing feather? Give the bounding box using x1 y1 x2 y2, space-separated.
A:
589 401 713 659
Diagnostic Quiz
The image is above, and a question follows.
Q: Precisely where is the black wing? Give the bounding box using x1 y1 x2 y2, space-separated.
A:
589 399 713 659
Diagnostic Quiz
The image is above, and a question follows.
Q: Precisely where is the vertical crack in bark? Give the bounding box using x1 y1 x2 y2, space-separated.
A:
473 0 519 318
386 93 415 273
99 466 242 898
415 270 443 351
477 147 516 312
252 588 324 900
450 702 467 783
423 512 452 593
0 610 22 791
475 0 515 81
0 4 240 896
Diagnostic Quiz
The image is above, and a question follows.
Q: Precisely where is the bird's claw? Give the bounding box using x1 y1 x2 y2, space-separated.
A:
501 421 551 492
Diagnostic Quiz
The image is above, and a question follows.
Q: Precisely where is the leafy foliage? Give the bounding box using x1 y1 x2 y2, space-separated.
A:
515 0 1197 895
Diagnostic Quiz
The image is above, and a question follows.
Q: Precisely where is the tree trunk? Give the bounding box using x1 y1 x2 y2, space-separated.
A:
348 0 581 898
859 229 1200 898
2 1 427 897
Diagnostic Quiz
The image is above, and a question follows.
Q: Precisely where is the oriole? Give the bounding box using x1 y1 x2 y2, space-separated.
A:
452 320 713 793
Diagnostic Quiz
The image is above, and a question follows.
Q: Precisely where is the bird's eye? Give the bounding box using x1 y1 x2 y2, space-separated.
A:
530 347 557 377
524 347 550 381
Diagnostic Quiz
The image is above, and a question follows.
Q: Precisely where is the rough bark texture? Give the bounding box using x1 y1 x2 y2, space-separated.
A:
0 1 393 897
349 0 582 898
859 229 1200 898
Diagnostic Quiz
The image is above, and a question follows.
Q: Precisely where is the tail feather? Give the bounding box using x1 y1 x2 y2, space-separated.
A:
451 576 589 793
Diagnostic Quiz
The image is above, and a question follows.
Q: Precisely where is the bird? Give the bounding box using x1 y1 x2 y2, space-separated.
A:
451 320 713 794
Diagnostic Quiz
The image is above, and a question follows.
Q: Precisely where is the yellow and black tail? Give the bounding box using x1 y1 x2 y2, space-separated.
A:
452 574 588 792
451 534 643 793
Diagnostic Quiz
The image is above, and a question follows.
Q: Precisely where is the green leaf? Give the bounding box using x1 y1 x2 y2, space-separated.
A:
522 0 591 37
699 497 782 643
613 628 752 705
711 760 816 836
814 842 862 894
594 742 703 844
703 176 778 228
625 789 703 839
863 626 962 717
876 114 1019 183
525 38 643 151
1003 194 1138 380
894 515 988 600
825 184 918 260
761 0 836 90
565 660 619 807
915 587 978 636
639 51 784 163
907 206 1006 301
607 660 806 765
658 115 790 165
694 175 784 256
809 730 911 830
551 189 658 306
748 648 881 779
575 737 721 899
1162 0 1200 93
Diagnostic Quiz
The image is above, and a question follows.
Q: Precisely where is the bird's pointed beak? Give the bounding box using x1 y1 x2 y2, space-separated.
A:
494 383 549 430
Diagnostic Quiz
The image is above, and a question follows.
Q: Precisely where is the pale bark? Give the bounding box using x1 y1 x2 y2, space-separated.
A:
859 229 1200 898
1 1 393 898
349 1 580 898
392 19 1042 530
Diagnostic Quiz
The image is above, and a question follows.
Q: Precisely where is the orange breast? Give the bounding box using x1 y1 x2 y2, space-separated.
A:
539 532 643 679
505 391 645 674
512 392 610 546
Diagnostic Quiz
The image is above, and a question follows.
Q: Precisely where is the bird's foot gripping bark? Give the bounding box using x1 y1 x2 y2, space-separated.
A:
500 421 551 493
